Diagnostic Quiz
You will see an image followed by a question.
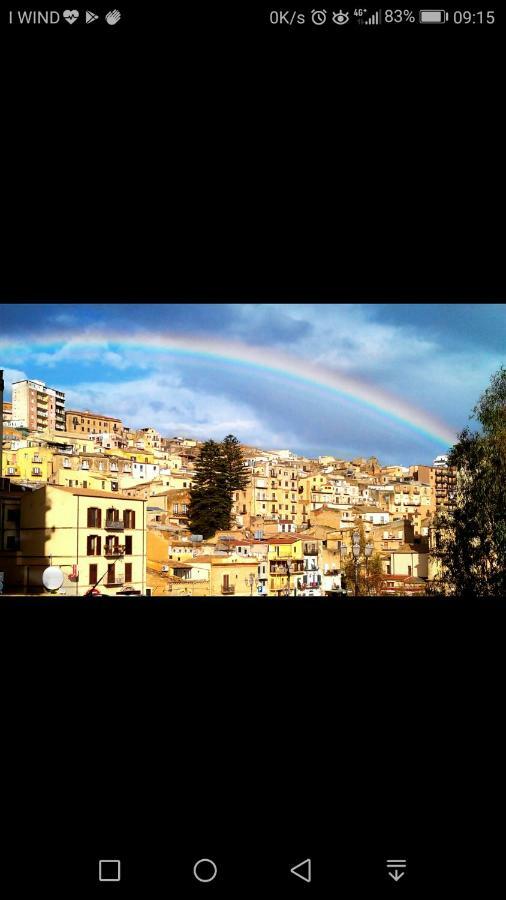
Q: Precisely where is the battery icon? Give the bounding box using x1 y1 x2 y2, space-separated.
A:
419 10 447 23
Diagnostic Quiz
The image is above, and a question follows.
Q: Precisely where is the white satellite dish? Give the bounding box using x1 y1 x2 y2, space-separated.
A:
42 566 65 591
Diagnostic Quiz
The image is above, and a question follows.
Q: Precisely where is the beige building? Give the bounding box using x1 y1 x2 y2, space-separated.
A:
65 409 125 437
4 484 147 595
12 379 65 432
232 463 301 530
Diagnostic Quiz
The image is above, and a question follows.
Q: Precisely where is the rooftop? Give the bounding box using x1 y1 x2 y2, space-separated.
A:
47 484 147 501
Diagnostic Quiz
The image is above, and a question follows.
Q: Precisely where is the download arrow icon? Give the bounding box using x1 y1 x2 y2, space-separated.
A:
389 869 405 882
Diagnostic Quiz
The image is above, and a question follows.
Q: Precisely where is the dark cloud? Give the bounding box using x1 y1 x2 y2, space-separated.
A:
366 303 506 354
0 302 313 346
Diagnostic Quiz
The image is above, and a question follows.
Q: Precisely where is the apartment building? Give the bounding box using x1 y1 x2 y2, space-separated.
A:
65 409 125 437
232 463 301 529
431 464 457 512
12 379 65 432
267 535 304 596
9 484 147 595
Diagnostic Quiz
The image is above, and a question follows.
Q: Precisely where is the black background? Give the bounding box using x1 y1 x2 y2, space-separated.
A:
1 4 505 895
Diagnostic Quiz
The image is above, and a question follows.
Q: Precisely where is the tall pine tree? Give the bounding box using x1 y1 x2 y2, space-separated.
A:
188 440 230 539
188 435 250 538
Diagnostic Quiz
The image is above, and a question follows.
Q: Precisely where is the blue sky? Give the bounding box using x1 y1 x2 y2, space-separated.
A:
1 302 504 464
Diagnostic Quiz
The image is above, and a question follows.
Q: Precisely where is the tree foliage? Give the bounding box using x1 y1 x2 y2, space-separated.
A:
344 550 383 595
188 435 249 539
431 365 506 596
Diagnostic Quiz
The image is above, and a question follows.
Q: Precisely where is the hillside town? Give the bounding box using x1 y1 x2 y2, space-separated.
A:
0 375 457 596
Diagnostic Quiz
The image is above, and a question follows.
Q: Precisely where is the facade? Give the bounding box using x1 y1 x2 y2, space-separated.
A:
298 538 323 595
2 444 54 483
432 464 457 512
65 409 125 437
2 484 147 595
380 544 429 579
12 379 65 432
267 536 304 596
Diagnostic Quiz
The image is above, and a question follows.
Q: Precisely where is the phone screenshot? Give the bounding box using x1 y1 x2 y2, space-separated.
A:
1 5 504 896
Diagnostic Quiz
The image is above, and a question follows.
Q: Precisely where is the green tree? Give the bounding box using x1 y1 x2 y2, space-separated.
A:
344 550 383 595
431 365 506 596
222 434 250 499
188 440 230 539
188 435 250 539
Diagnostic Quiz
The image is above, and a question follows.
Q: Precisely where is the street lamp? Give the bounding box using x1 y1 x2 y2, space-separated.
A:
352 534 361 596
364 541 373 595
244 573 257 596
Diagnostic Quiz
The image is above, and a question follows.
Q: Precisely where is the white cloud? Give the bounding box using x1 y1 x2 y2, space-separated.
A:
64 374 300 449
1 367 28 397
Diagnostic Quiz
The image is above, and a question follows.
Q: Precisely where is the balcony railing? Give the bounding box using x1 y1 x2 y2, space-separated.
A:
104 546 125 557
105 519 124 531
270 564 305 576
221 585 235 594
106 578 125 586
303 546 318 555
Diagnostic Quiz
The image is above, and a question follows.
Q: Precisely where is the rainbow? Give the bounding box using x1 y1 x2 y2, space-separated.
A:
0 329 457 447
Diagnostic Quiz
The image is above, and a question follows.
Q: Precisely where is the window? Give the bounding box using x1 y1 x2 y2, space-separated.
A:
82 481 88 489
173 503 179 514
87 507 101 528
181 503 188 514
87 535 101 556
123 510 135 529
125 562 132 582
89 563 98 585
32 467 42 476
408 565 412 577
107 563 116 585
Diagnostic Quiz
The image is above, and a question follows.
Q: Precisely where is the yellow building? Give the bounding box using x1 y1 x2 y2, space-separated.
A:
146 531 258 595
2 445 54 483
197 555 259 596
267 536 304 596
9 484 147 595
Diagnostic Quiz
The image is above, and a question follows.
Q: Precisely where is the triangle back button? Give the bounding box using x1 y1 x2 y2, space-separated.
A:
290 858 311 883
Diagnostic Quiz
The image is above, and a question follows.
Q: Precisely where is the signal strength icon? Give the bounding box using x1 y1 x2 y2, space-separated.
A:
360 10 382 24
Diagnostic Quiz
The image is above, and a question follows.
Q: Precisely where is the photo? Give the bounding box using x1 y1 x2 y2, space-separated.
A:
1 302 504 598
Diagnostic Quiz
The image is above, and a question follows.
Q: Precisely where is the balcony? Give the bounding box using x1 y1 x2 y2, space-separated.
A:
104 545 125 557
221 584 235 594
303 545 318 556
105 519 124 531
270 563 305 576
106 578 125 587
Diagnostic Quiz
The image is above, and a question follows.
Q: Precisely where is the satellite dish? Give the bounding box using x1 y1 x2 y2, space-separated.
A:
42 566 64 591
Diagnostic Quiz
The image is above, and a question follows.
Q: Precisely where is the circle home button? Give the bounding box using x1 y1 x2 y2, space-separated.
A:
193 858 218 883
